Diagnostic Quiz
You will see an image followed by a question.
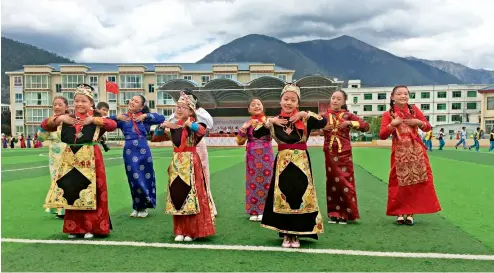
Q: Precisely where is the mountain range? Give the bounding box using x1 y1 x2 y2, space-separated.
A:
2 34 494 104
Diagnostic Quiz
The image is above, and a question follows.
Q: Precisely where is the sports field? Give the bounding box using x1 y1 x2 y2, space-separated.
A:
1 146 494 271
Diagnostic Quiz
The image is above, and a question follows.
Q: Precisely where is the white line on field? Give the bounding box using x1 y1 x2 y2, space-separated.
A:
1 155 242 172
1 238 493 261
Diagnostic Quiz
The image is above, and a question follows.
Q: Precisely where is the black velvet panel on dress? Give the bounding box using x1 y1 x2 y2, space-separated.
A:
169 176 192 210
56 168 92 205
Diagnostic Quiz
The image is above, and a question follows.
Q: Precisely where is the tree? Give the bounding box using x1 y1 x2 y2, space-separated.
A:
369 116 382 139
1 110 11 135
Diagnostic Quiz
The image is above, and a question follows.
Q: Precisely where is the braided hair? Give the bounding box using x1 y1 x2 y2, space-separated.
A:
389 85 414 118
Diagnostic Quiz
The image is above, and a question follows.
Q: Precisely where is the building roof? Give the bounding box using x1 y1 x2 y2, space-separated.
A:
478 85 494 93
12 62 292 73
157 75 342 108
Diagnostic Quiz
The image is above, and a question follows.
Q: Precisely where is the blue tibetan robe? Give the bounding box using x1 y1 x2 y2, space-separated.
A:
111 112 165 210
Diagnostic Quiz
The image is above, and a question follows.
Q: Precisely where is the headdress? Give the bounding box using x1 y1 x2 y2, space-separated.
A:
177 91 197 110
75 84 95 100
281 83 300 98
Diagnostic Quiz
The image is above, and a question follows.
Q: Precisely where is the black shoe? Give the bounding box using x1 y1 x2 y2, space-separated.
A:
328 216 339 224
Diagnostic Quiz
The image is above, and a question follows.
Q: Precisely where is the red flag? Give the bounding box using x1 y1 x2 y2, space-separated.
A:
106 80 119 94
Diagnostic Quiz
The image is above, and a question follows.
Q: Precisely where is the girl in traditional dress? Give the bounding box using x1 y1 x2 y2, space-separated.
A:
2 134 7 148
236 98 274 222
19 134 26 148
438 128 445 150
168 89 217 216
152 92 216 242
27 135 32 148
39 96 70 218
321 90 369 225
41 84 117 239
111 95 165 218
9 136 16 148
379 85 441 225
254 83 327 248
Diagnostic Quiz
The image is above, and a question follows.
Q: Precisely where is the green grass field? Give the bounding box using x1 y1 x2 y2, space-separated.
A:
1 146 494 271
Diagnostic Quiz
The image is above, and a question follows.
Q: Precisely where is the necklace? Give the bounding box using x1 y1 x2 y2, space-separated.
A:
74 116 84 139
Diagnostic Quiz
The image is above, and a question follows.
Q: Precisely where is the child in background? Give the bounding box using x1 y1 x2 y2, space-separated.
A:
96 102 110 152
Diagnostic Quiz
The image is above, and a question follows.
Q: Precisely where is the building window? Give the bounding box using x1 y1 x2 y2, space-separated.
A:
487 97 494 110
467 91 477 98
14 76 22 87
62 75 84 89
377 105 386 111
421 92 430 99
62 92 75 105
15 110 23 120
467 102 477 110
109 110 117 117
452 103 462 110
107 76 117 83
363 105 372 111
214 74 236 80
425 115 430 121
452 91 462 98
485 120 494 134
409 92 416 99
119 74 142 89
277 74 287 81
56 84 62 93
353 111 358 115
148 84 155 93
353 97 358 104
148 100 155 109
15 125 24 134
156 74 179 86
24 75 49 89
26 108 51 122
15 93 23 103
437 91 447 98
421 104 430 111
25 92 49 106
437 115 446 122
377 93 386 100
437 103 446 110
119 92 143 104
351 85 359 88
157 92 174 105
364 93 372 100
452 115 462 122
158 108 173 119
183 75 192 81
89 76 98 87
108 93 117 103
201 75 210 86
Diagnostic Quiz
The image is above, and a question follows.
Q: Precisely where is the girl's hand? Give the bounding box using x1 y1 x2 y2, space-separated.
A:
56 115 75 125
117 114 129 121
242 120 252 129
133 114 147 122
271 117 288 126
337 120 352 129
161 121 182 129
289 111 307 123
390 118 403 127
184 120 192 128
82 116 94 125
403 118 423 127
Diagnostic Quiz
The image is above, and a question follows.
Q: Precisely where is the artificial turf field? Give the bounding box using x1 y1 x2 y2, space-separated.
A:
1 146 494 272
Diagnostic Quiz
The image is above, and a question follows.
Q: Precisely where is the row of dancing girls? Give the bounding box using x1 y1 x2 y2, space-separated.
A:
235 84 441 248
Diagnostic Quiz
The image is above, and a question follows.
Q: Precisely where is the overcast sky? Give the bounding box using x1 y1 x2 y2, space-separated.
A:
2 0 493 69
